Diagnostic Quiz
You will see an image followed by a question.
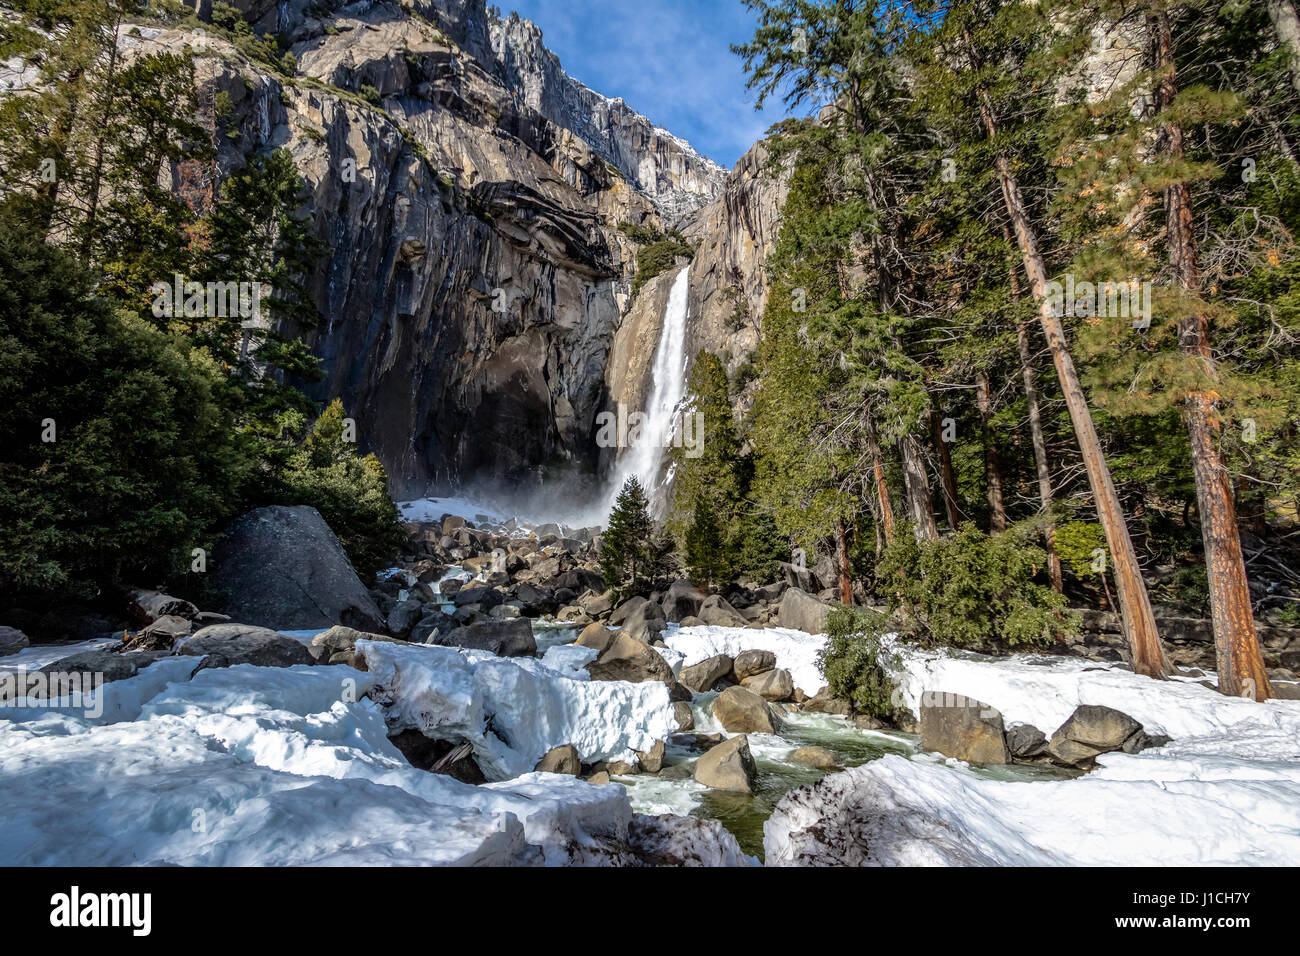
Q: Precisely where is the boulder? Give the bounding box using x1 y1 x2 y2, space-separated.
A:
693 735 758 793
741 667 794 702
801 688 851 716
310 624 403 666
574 622 615 654
534 744 582 776
212 506 383 631
123 614 192 652
453 586 503 610
1047 705 1145 768
733 649 777 681
433 618 536 657
672 700 695 731
776 588 831 635
578 590 615 618
127 589 198 623
789 745 837 769
919 692 1009 764
179 624 317 670
37 649 165 687
586 771 611 785
585 631 674 684
388 730 486 785
0 626 31 657
777 561 818 592
678 654 734 693
853 714 886 730
713 685 779 734
661 579 707 622
609 596 663 628
385 598 426 638
698 595 749 628
1005 723 1049 760
634 740 667 774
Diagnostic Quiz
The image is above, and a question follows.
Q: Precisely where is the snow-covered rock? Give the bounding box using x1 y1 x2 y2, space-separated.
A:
663 625 828 697
358 640 676 780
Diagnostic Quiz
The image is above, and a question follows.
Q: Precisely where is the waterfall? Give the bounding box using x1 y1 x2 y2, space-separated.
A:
603 264 692 520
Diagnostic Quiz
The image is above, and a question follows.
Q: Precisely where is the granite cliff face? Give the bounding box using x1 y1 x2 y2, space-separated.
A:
126 0 785 502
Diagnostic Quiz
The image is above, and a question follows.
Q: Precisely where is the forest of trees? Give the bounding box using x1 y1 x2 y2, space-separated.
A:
0 0 400 610
669 0 1300 702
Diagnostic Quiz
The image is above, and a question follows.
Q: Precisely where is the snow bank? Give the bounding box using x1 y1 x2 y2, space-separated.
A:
0 656 739 866
889 642 1300 739
766 642 1300 867
358 640 677 779
664 625 828 696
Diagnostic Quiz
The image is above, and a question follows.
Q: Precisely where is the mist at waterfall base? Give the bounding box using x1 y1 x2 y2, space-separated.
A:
405 266 695 532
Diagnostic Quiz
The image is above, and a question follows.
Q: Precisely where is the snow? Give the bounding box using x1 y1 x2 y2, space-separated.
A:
663 625 829 697
357 640 677 780
0 652 733 866
765 640 1300 866
396 496 511 526
0 638 118 675
888 641 1300 739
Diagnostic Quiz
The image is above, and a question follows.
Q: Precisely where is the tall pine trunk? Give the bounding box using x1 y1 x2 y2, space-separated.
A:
863 408 897 544
1152 12 1273 700
975 370 1007 532
899 432 939 541
835 518 853 605
973 81 1169 677
1268 0 1300 95
930 405 962 530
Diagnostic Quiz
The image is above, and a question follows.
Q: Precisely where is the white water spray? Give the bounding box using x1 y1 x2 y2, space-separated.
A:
603 264 692 519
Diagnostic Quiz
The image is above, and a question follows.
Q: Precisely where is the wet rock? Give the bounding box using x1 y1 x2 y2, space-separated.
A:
694 735 758 793
919 692 1008 765
534 744 582 775
789 746 837 769
713 685 779 734
635 740 667 774
585 631 674 684
673 700 695 731
1047 705 1145 768
1005 723 1049 760
678 654 734 693
741 667 794 702
733 649 776 681
802 688 851 716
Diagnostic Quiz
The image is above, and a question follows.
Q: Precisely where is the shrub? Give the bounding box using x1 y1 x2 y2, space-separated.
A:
818 606 901 718
878 524 1077 649
630 236 693 297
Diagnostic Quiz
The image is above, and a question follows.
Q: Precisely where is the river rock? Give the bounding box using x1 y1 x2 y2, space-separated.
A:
179 624 317 670
585 631 674 683
733 648 777 681
741 667 794 702
311 624 403 666
776 588 831 634
673 700 695 731
789 746 837 769
433 618 536 657
713 685 779 734
213 506 383 631
1047 705 1145 768
124 614 193 652
698 595 748 627
661 579 707 621
37 649 165 687
635 740 667 774
678 654 734 693
574 622 615 653
694 735 758 793
534 744 582 775
919 692 1008 764
802 688 851 715
0 627 29 657
1005 723 1049 759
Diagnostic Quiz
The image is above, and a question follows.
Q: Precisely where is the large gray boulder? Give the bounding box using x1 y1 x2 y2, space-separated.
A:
534 744 582 775
678 654 733 693
0 626 30 657
694 735 758 793
574 622 615 654
1047 705 1145 768
213 506 383 632
776 588 831 634
919 692 1009 764
433 618 536 657
698 595 748 628
585 631 674 683
713 685 779 734
661 579 707 622
37 649 166 687
179 624 317 670
733 649 776 681
741 667 794 702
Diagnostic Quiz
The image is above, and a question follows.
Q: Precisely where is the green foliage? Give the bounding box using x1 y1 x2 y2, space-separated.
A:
879 525 1077 649
670 350 743 532
274 399 404 576
0 216 242 590
1054 520 1107 582
684 496 727 587
731 509 788 584
601 476 655 592
630 235 694 297
818 606 901 719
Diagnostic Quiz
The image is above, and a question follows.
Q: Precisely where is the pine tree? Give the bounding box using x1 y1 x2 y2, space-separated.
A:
684 496 728 587
601 476 654 592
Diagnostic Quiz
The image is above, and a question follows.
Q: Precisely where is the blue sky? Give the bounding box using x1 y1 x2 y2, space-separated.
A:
495 0 798 169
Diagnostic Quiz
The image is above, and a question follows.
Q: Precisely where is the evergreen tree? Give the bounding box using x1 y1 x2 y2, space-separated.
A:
601 476 654 592
684 496 728 587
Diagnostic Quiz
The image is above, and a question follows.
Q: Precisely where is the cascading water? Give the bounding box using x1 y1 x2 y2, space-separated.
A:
603 265 693 519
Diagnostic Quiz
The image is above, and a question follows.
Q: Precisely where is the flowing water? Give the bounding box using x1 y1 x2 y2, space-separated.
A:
604 265 692 518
